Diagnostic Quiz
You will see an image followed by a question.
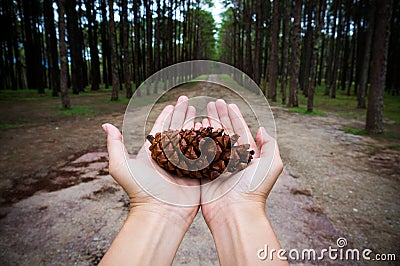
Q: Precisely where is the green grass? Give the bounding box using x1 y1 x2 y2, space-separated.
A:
289 106 326 116
0 124 20 130
0 89 54 102
341 126 368 135
55 105 94 117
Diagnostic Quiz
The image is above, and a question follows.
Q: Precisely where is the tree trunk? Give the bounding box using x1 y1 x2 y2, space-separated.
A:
330 0 343 99
308 0 326 112
108 0 119 101
280 0 290 104
366 0 393 133
57 0 71 109
267 0 279 102
144 0 153 83
299 0 313 96
100 0 109 87
133 0 141 94
121 0 132 98
44 0 60 96
358 1 376 108
22 0 44 92
66 0 84 94
288 0 302 107
244 0 253 77
325 0 338 95
253 0 263 85
85 0 101 91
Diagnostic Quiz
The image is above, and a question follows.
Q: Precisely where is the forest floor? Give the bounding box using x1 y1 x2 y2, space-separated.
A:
0 79 399 265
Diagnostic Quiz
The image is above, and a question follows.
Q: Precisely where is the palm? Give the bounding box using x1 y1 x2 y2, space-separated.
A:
199 100 283 221
106 96 201 222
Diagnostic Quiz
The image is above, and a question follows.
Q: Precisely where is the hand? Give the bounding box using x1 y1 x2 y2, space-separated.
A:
102 95 200 227
200 99 283 228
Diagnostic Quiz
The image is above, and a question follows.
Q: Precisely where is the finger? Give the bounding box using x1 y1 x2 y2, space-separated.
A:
170 96 189 130
102 123 134 190
228 104 259 157
150 105 174 135
256 127 275 158
183 106 196 130
249 127 283 192
215 99 234 134
195 122 202 130
202 118 210 128
207 102 222 129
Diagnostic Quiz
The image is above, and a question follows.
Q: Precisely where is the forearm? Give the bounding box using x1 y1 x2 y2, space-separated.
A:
100 207 192 265
208 203 288 265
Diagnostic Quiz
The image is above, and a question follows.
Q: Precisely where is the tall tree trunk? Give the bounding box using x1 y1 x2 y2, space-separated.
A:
253 0 263 86
22 0 44 92
66 0 84 94
108 0 119 101
121 0 132 98
144 0 153 82
366 0 393 133
133 0 141 94
85 0 101 91
340 0 351 91
57 0 71 109
244 0 253 77
44 0 60 96
308 0 326 112
100 0 109 87
280 0 290 104
358 1 376 108
299 0 313 96
317 35 325 86
330 0 343 98
267 0 279 101
288 0 302 107
325 0 338 95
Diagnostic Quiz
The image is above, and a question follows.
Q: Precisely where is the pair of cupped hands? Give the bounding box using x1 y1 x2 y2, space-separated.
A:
102 96 283 229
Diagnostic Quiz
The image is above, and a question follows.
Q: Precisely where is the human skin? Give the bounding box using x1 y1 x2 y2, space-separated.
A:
100 96 288 265
200 99 289 265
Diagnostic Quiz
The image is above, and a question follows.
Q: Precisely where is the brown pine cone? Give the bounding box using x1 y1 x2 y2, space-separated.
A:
146 127 254 180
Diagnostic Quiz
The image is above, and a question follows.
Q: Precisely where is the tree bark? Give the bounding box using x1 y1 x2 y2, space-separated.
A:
366 0 393 133
44 0 60 96
57 0 71 109
66 0 84 94
280 0 290 105
121 0 132 98
308 0 326 112
267 0 279 102
325 0 338 95
85 0 101 91
253 0 263 86
358 0 376 108
108 0 119 101
288 0 302 107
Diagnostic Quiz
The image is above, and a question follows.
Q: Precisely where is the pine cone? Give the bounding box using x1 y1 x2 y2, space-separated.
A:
146 127 254 180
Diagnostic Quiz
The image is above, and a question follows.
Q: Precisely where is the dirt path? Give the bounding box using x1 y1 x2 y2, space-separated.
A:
0 78 399 265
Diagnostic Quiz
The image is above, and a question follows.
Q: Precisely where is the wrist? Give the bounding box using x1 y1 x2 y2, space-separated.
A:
203 201 266 232
129 202 198 230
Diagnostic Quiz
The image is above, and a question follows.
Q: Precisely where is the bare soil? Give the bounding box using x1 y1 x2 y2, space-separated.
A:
0 81 399 265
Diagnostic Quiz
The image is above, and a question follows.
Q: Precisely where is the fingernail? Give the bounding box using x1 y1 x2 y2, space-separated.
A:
102 124 108 133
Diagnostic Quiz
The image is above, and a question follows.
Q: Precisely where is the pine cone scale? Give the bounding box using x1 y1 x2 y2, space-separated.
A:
146 127 254 180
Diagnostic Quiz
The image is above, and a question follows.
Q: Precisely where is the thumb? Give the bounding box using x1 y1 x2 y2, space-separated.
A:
256 127 275 158
102 123 130 182
248 127 280 192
